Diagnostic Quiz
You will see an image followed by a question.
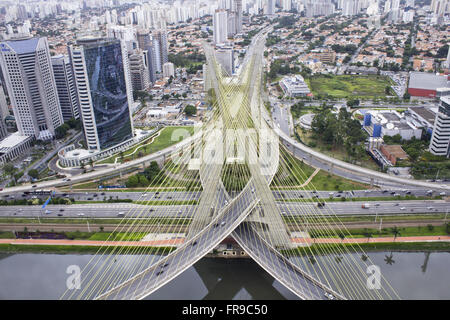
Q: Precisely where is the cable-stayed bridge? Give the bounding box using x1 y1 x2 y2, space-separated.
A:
61 28 400 301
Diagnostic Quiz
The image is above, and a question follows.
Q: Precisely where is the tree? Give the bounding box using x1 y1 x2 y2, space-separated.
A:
384 252 395 265
126 175 139 188
391 226 400 241
3 163 17 181
89 158 94 170
363 228 372 242
184 104 197 116
338 233 345 242
143 161 161 183
28 169 39 180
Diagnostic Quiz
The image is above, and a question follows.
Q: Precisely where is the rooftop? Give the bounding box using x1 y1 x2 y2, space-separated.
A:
409 106 436 125
2 37 40 54
0 132 31 150
409 72 449 91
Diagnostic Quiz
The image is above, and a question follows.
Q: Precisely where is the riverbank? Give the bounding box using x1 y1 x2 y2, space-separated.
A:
0 235 449 254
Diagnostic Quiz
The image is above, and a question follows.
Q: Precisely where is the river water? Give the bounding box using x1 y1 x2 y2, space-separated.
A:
0 251 449 300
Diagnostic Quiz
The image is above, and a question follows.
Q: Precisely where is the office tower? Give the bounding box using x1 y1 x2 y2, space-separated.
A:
227 11 237 37
213 9 228 45
282 0 292 11
152 30 168 69
429 96 450 157
152 37 162 73
0 37 63 140
51 54 80 121
215 46 234 76
137 29 151 50
129 49 150 91
235 0 243 33
69 37 134 151
163 62 175 78
0 85 8 139
343 0 358 15
264 0 276 14
146 43 158 83
384 0 391 13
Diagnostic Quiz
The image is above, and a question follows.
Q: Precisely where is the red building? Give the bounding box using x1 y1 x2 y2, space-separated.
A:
408 72 449 98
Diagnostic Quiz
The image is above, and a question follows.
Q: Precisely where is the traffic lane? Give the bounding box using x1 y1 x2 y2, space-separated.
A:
2 199 447 218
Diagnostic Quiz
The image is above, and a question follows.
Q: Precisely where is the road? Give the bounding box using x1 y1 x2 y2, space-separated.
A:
2 200 447 218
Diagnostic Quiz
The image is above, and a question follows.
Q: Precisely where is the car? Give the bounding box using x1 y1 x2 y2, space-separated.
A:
77 213 85 216
427 206 434 210
213 223 219 228
400 207 406 210
156 271 164 276
150 209 155 212
178 210 182 215
192 241 197 246
117 212 125 217
32 185 37 188
57 214 63 217
62 193 68 197
394 203 399 206
45 210 52 214
220 221 226 226
375 203 380 207
93 194 98 197
324 293 335 300
143 194 147 197
440 192 446 196
87 198 93 200
59 209 65 212
101 192 105 196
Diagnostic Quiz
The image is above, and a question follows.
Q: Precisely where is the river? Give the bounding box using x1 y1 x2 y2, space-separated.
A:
0 251 449 299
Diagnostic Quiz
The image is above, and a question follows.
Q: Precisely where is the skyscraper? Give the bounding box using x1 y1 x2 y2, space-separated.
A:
129 49 150 91
234 0 243 33
0 85 9 140
0 36 63 140
429 96 450 158
152 30 168 70
213 9 228 45
69 37 134 151
51 54 80 122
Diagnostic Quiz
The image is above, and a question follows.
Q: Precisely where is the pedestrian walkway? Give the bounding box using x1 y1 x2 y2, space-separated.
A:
1 235 449 248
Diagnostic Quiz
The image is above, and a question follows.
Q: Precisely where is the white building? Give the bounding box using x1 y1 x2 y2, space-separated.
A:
129 50 151 91
215 47 234 76
279 75 311 97
213 9 228 45
51 54 80 122
0 36 63 140
429 96 450 157
163 62 175 78
0 132 33 165
0 85 9 140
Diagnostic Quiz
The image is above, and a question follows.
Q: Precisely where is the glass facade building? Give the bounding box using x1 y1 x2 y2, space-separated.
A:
70 38 133 151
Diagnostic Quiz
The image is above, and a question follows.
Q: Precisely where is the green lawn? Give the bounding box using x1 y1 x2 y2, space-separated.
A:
306 75 393 99
98 126 194 164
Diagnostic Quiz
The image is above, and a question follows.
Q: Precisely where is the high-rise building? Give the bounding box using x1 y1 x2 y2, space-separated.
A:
264 0 276 14
152 30 168 70
145 43 158 83
163 62 175 78
429 96 450 157
234 0 243 33
51 54 80 122
343 0 359 15
0 36 63 140
227 11 237 37
129 49 150 91
215 46 234 76
446 43 450 69
137 29 151 50
69 37 134 151
0 85 9 139
213 9 228 45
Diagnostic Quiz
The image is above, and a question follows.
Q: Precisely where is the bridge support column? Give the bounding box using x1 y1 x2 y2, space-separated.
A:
370 177 374 187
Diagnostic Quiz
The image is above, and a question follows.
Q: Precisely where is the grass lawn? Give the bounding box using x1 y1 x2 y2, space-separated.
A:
0 244 176 254
273 148 370 191
306 74 393 99
310 224 450 239
98 126 194 164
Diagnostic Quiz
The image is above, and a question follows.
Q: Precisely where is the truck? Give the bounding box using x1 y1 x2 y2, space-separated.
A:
362 203 370 209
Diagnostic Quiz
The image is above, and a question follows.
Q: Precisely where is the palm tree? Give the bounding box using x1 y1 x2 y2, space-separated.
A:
361 254 368 262
363 228 372 242
338 232 345 242
384 252 395 265
308 256 316 265
89 158 94 170
391 226 400 241
335 256 342 263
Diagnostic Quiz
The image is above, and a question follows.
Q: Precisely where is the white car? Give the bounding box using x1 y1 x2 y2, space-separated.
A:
400 207 406 210
439 192 446 196
77 213 85 216
427 206 434 210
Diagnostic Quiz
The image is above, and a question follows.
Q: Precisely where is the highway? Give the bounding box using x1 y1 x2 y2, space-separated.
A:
2 200 447 218
2 187 445 203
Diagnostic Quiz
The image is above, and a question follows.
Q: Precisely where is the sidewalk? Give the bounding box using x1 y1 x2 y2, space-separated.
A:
1 235 449 247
